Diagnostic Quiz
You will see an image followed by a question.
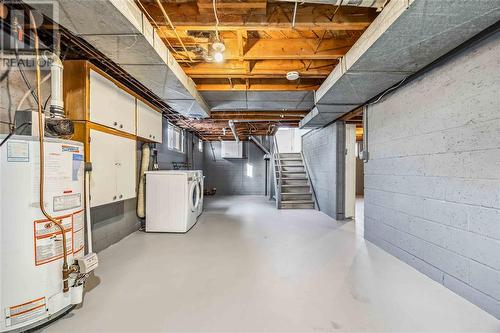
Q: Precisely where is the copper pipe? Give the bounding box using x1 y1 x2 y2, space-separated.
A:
30 12 71 293
155 0 193 62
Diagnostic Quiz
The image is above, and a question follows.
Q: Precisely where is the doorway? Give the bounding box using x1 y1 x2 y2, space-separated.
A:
344 122 364 234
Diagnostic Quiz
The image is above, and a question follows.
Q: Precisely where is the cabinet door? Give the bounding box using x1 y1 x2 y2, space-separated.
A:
136 100 163 143
89 130 118 207
114 135 137 201
89 70 136 134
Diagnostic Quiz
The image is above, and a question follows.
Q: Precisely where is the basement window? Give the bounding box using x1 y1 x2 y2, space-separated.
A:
167 122 185 154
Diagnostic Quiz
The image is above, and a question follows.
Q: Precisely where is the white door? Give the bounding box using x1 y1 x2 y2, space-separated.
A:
136 100 163 143
89 130 118 207
89 70 136 134
115 135 137 201
275 128 310 153
345 124 356 218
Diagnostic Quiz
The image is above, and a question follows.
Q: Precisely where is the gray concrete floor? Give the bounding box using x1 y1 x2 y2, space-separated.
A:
41 196 499 332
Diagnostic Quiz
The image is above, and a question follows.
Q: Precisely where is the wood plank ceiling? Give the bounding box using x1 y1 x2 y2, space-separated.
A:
136 0 379 140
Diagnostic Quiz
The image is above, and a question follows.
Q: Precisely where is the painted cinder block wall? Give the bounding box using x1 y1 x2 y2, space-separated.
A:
302 122 345 220
203 140 268 195
364 31 500 318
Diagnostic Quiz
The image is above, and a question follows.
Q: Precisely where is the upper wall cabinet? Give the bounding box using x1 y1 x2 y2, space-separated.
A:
89 70 136 135
136 100 162 143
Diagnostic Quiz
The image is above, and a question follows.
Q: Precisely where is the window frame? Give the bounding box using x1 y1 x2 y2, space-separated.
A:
167 122 185 154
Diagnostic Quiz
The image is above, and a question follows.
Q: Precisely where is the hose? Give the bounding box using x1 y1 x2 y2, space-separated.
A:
137 143 150 219
30 12 72 293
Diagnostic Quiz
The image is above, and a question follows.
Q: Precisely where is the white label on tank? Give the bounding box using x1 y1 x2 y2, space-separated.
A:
72 210 85 257
5 297 47 327
6 141 29 162
34 216 73 266
31 143 77 207
53 193 82 212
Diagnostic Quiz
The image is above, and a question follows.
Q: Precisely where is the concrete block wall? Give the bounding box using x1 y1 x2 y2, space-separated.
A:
364 31 500 318
203 140 267 195
90 198 140 253
302 122 345 220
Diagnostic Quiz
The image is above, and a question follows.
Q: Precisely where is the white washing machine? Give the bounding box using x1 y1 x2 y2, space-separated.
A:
195 170 204 217
145 171 201 233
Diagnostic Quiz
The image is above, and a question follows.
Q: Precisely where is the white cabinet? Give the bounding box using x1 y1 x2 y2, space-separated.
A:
89 129 137 207
221 141 243 158
136 100 163 143
89 70 136 135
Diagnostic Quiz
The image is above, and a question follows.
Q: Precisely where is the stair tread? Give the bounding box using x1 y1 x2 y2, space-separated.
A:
281 184 310 187
275 165 304 167
282 200 314 204
278 171 306 173
282 192 312 195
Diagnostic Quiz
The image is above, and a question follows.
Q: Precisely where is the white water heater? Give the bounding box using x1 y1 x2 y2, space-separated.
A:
0 136 86 332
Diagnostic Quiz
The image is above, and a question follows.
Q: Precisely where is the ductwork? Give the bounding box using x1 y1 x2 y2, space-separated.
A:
29 0 210 118
301 0 500 128
43 51 64 118
228 120 239 142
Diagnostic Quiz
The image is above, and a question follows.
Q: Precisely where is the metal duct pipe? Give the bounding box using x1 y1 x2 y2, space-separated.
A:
249 136 270 155
228 120 239 142
275 0 387 9
43 51 64 118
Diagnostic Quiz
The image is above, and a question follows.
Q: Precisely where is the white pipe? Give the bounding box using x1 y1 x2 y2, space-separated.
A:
43 51 64 117
228 120 239 142
137 143 150 219
85 170 93 253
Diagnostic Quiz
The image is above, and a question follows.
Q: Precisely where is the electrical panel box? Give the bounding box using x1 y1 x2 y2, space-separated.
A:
221 141 243 159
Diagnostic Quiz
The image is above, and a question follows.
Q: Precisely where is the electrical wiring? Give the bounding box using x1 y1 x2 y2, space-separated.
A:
368 77 408 105
14 37 39 106
0 122 31 147
212 0 220 40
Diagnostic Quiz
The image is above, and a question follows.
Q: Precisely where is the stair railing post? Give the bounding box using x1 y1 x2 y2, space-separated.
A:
301 151 320 211
273 136 282 209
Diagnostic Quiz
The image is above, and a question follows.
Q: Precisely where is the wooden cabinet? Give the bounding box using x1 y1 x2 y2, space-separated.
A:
136 99 162 143
89 70 136 135
89 129 136 207
64 61 146 207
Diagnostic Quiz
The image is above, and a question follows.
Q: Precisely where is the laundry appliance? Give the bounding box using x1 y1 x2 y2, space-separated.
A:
145 170 202 233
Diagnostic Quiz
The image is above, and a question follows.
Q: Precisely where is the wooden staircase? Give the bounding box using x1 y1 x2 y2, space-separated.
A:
274 153 315 209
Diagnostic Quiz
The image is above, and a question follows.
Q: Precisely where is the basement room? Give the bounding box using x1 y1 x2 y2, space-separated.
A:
0 0 499 332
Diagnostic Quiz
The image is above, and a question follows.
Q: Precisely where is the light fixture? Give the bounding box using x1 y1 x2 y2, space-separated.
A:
212 40 225 63
211 0 225 63
286 71 300 81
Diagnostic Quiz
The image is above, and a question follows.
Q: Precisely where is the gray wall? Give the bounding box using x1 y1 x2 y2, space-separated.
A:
203 140 268 195
302 122 345 220
156 118 204 171
364 31 500 319
90 199 140 253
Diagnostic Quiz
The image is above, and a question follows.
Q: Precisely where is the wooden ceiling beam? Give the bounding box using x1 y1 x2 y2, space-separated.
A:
142 2 376 31
183 60 334 78
195 83 319 91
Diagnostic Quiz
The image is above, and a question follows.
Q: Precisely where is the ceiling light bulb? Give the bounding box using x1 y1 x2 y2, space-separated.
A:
214 51 224 63
212 40 225 63
286 71 300 81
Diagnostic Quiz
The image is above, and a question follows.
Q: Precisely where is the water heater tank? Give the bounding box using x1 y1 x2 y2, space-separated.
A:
0 135 85 332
